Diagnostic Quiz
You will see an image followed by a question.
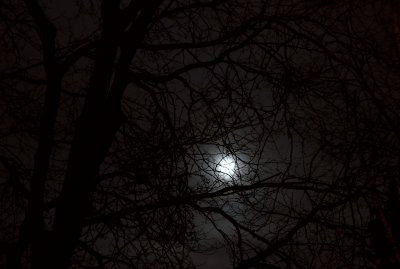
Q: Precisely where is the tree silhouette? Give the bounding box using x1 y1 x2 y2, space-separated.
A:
0 0 399 268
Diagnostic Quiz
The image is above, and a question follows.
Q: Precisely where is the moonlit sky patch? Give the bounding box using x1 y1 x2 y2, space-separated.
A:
216 154 237 181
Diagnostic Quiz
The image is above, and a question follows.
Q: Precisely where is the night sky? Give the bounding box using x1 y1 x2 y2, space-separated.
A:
1 0 400 268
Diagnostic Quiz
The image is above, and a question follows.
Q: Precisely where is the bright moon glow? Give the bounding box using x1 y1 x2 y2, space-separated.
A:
216 155 237 180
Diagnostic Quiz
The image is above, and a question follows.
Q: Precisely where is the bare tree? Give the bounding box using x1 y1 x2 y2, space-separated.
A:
0 0 399 268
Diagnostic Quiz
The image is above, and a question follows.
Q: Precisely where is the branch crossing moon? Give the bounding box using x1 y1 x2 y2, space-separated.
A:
216 155 237 180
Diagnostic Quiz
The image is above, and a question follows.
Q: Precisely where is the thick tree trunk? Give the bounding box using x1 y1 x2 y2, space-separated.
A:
47 103 123 268
25 1 163 267
34 40 123 269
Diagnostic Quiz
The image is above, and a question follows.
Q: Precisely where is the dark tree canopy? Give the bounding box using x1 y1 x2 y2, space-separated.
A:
0 0 400 268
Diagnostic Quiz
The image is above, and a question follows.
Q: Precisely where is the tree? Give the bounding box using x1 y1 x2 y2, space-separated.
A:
0 0 399 268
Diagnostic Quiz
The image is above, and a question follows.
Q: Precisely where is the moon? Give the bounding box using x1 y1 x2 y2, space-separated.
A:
216 155 237 180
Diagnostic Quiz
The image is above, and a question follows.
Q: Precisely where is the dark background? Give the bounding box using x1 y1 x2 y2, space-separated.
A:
1 0 400 268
